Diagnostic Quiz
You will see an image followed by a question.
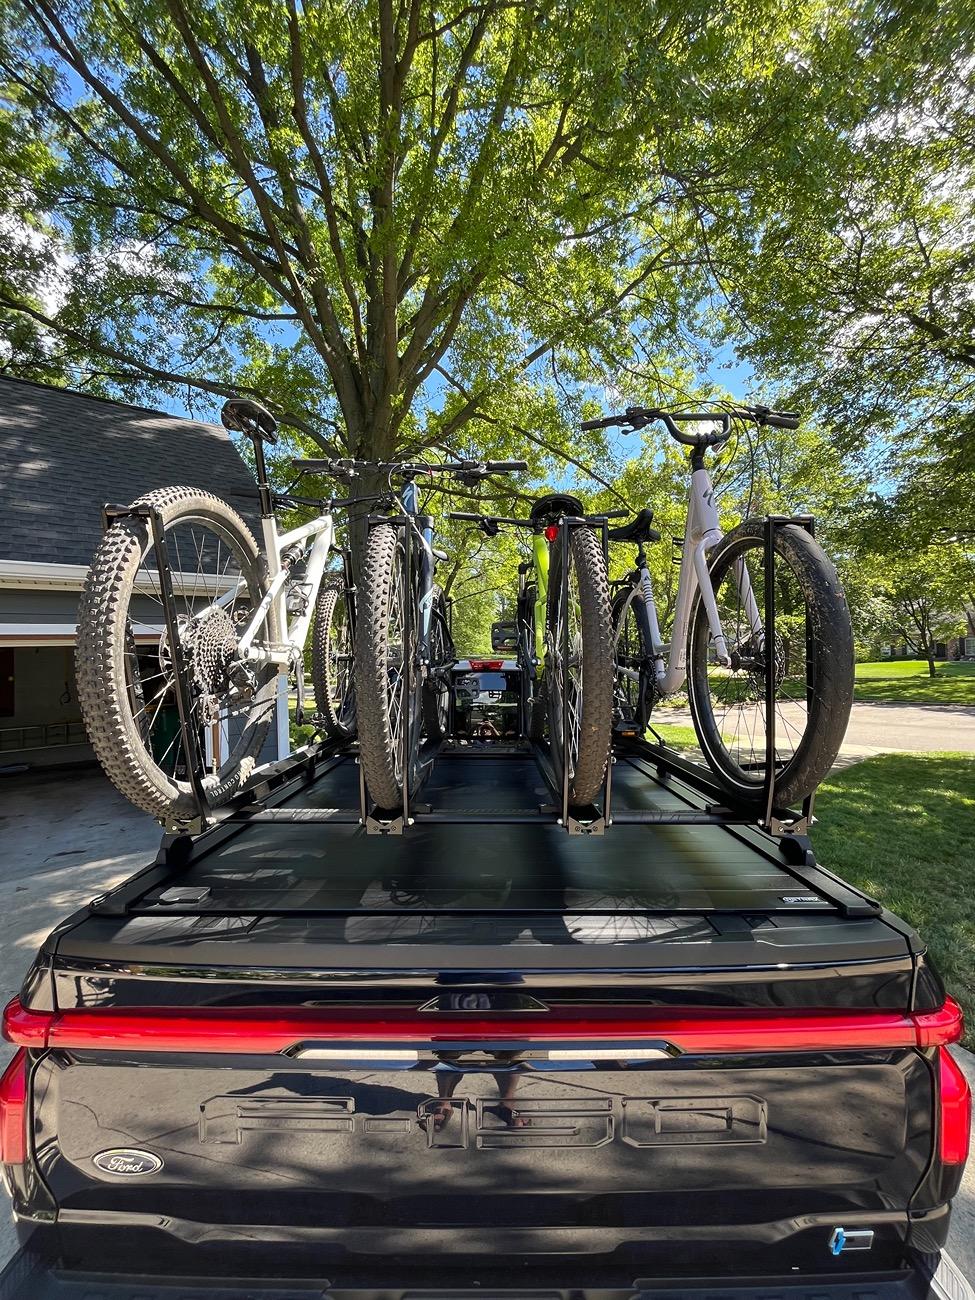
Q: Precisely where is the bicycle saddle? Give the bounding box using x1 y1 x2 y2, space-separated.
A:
529 493 585 526
606 508 661 544
220 397 278 443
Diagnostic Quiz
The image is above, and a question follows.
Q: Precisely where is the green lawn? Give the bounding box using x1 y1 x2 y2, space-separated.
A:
649 723 701 748
813 752 975 1046
855 659 975 705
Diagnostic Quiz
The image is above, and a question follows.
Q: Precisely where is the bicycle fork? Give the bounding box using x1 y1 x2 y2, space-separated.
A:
531 530 549 666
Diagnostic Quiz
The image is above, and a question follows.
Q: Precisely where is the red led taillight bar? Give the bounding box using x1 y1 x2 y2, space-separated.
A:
2 996 964 1057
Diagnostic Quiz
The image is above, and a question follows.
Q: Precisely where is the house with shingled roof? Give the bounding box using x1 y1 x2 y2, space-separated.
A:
0 377 286 769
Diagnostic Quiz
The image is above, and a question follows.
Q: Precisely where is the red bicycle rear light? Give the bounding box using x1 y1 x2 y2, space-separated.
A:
0 1049 27 1165
938 1046 972 1166
544 524 559 542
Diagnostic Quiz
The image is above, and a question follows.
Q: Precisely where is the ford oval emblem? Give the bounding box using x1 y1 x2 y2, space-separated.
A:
93 1149 164 1177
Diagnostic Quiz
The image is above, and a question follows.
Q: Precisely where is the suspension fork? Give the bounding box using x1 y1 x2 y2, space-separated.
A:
400 479 435 663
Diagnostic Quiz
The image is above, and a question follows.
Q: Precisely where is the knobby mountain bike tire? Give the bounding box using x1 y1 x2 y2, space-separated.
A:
686 518 854 807
611 581 653 731
312 577 357 741
422 589 454 742
76 486 278 820
355 523 422 810
546 525 615 806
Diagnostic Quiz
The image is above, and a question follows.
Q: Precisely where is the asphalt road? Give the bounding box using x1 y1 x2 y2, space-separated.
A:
841 701 975 752
654 700 975 755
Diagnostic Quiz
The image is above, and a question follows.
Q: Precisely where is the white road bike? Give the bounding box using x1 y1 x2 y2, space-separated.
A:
582 403 854 808
77 398 357 820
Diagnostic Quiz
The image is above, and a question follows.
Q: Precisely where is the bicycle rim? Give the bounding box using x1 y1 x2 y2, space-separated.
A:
688 534 816 793
123 515 273 794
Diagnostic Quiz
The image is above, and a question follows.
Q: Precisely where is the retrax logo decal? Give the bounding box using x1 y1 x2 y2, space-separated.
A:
93 1149 164 1176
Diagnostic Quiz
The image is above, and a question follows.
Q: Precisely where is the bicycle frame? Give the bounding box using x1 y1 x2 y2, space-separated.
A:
626 461 763 696
400 478 438 666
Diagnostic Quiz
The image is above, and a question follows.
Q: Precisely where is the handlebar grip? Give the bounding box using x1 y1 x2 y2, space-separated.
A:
580 416 617 430
448 512 484 521
484 460 528 471
765 412 801 430
291 459 334 472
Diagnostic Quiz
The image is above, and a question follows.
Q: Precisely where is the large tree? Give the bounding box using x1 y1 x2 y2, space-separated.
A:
0 0 702 451
1 0 886 469
697 0 975 540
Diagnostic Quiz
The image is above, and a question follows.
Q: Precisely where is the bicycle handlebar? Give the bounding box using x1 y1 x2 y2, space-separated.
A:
580 404 802 443
449 509 627 528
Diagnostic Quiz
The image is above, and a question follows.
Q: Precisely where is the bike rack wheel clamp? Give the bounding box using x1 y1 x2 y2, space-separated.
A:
101 503 212 837
760 513 817 837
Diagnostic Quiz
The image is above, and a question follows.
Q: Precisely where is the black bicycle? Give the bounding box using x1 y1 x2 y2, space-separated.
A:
356 457 526 811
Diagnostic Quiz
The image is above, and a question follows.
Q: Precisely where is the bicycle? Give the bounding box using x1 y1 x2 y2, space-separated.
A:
77 397 363 820
450 493 615 807
354 456 527 811
581 403 855 807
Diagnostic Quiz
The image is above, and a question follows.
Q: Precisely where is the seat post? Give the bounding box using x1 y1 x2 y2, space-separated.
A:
249 433 275 519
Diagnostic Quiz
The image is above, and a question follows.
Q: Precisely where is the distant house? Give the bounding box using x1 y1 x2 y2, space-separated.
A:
0 377 286 769
880 603 975 661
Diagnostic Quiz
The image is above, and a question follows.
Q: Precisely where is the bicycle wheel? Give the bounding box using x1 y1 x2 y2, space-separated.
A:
422 589 454 741
611 583 650 729
311 577 356 741
76 486 278 820
355 523 422 809
546 525 614 805
686 518 854 807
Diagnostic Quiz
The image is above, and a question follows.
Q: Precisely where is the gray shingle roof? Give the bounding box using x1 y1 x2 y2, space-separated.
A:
0 378 261 566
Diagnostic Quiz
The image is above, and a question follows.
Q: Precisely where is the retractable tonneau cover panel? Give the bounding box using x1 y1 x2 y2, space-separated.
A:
4 747 967 1292
37 752 922 1007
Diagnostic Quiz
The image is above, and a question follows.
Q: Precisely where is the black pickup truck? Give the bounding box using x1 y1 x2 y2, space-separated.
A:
0 715 970 1298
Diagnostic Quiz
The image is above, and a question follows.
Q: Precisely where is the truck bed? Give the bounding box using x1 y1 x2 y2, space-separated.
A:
4 741 966 1292
35 746 920 1002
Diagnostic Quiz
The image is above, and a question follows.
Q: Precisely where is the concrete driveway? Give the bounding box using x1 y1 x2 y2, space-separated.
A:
0 767 159 1270
0 765 971 1281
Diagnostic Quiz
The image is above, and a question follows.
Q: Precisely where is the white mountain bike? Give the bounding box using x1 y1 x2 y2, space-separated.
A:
77 398 358 821
581 403 854 808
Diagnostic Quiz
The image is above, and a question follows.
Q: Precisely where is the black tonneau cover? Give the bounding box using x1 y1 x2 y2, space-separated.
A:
36 748 927 1014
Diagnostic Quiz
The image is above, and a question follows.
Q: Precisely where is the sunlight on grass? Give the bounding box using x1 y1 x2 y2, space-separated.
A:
855 660 975 705
648 723 702 748
814 751 975 1046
